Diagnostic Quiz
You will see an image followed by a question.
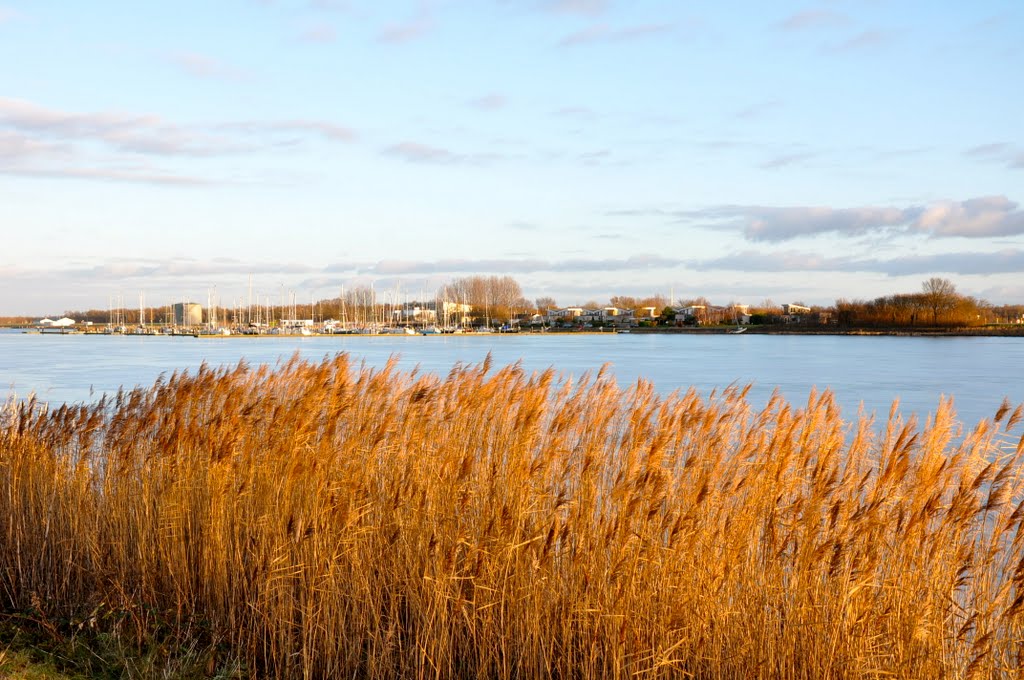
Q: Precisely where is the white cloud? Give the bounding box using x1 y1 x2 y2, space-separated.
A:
326 255 682 276
674 196 1024 241
382 141 503 165
0 97 242 157
909 196 1024 237
0 130 70 161
558 23 673 47
0 97 356 184
689 248 1024 277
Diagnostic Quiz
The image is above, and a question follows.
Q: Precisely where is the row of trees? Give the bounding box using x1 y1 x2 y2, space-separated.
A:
835 278 989 328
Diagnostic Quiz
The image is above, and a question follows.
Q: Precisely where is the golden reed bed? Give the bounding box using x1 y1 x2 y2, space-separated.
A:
1 354 1023 678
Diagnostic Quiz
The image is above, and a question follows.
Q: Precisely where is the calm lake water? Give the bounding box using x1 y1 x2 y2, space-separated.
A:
1 328 1021 429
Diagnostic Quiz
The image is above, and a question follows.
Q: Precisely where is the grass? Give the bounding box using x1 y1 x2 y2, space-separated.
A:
2 353 1024 678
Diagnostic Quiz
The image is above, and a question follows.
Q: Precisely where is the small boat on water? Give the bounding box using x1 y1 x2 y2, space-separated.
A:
728 326 747 334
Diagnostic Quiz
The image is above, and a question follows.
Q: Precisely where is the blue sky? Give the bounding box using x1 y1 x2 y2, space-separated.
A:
1 0 1022 315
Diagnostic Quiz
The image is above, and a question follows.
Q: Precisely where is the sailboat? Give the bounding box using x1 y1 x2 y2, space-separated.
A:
728 304 747 333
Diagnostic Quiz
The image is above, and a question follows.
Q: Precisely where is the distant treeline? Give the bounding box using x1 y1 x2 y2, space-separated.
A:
4 276 1024 329
833 278 1021 329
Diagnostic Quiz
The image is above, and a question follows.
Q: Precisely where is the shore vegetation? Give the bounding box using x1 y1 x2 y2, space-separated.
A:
2 355 1024 678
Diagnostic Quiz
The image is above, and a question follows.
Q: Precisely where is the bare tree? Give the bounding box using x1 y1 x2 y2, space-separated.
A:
439 276 525 323
535 296 558 313
921 277 957 325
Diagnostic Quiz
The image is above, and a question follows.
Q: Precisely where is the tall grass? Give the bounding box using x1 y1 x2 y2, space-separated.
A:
2 354 1024 678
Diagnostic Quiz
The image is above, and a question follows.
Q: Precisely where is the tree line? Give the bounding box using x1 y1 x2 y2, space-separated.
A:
5 276 1024 330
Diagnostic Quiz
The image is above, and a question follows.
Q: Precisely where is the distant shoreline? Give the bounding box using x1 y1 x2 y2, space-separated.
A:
4 324 1024 338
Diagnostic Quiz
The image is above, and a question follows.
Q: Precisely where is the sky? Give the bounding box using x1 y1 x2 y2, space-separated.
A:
1 0 1022 316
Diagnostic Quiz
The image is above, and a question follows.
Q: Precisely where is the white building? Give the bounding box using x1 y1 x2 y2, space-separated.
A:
38 317 76 327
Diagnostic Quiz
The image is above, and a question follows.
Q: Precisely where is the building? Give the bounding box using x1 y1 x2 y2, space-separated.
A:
782 303 812 323
441 301 473 326
674 305 707 323
38 317 76 327
580 307 635 326
172 302 203 326
546 307 585 323
393 306 438 323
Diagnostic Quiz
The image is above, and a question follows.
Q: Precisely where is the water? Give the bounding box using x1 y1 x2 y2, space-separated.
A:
1 328 1022 428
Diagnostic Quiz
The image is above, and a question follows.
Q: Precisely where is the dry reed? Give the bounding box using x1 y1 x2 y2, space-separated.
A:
2 353 1023 678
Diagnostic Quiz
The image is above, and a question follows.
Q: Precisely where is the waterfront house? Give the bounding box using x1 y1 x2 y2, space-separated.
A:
674 305 707 324
782 303 812 323
546 307 586 324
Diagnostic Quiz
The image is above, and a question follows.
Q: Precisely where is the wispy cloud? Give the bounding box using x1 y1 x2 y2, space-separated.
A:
308 0 351 10
0 97 244 157
873 146 931 160
640 195 1024 241
558 23 673 47
378 6 432 44
383 141 460 163
0 131 70 161
298 23 337 43
0 97 356 186
169 52 244 80
965 142 1011 157
735 99 781 119
0 164 213 186
69 258 319 279
690 248 1024 277
327 254 681 276
1 98 355 152
551 105 598 119
578 149 612 165
222 119 355 142
964 142 1024 170
826 29 890 53
759 151 816 169
545 0 608 15
383 141 503 165
777 10 848 31
468 94 508 111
